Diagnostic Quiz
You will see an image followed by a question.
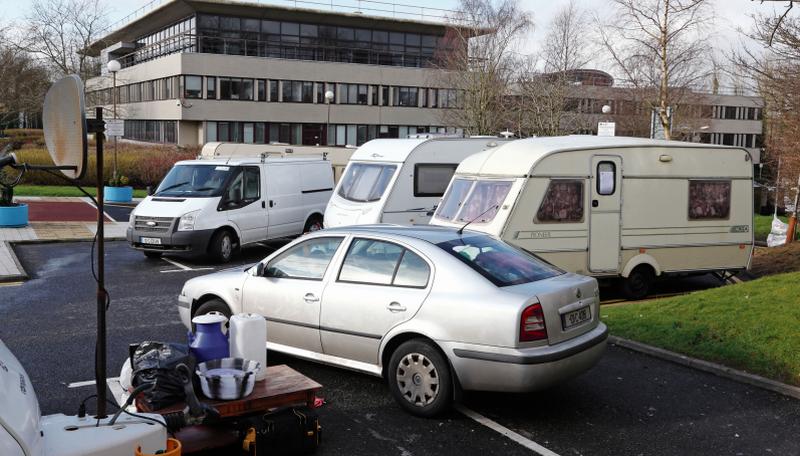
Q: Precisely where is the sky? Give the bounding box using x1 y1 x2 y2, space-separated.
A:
0 0 786 76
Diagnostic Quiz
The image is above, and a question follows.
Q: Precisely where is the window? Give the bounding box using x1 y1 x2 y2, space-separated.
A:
536 180 584 223
435 178 472 221
381 86 390 106
269 80 278 101
155 164 230 198
220 78 253 100
371 85 378 105
456 180 512 223
394 86 418 107
243 167 260 200
596 162 615 195
414 164 458 197
436 236 561 287
257 79 266 101
688 180 731 220
206 76 216 99
337 163 397 202
266 237 344 280
339 239 429 287
184 75 202 98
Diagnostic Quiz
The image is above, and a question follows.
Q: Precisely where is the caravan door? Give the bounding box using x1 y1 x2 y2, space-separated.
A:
588 156 622 272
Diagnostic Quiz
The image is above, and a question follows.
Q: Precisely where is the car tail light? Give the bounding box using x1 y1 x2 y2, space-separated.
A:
520 303 547 342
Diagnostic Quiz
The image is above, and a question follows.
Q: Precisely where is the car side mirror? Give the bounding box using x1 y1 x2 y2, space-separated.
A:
255 262 266 277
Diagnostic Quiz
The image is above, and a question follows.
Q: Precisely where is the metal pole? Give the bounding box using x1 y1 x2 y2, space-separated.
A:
112 72 118 181
94 106 108 418
327 100 331 145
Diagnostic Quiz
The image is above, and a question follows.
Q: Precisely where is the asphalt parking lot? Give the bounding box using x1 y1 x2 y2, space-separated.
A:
2 241 799 455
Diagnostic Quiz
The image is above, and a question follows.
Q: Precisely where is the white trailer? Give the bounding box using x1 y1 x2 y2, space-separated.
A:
430 136 754 298
324 137 509 227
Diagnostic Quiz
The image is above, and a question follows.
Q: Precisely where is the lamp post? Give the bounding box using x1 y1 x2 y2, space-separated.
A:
325 90 334 145
106 59 121 181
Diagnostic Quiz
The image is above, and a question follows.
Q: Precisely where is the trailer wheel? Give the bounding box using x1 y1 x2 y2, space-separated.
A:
621 266 654 300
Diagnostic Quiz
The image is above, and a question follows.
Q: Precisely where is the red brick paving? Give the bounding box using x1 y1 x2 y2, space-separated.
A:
25 201 112 222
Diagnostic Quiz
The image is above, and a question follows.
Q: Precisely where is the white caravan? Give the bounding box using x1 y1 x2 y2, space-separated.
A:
324 137 508 227
200 142 354 183
128 156 333 262
430 136 754 298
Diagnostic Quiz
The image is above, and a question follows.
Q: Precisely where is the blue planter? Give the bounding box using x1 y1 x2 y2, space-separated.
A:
0 203 28 228
104 186 133 203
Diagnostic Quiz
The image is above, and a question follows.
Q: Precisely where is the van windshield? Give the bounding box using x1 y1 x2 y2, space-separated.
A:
155 165 233 197
436 236 562 287
435 179 513 223
337 163 397 202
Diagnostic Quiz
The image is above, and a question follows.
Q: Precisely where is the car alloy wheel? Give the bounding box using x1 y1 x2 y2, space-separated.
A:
396 352 440 407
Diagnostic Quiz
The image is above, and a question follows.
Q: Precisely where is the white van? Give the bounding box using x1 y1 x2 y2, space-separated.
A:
127 156 333 262
324 137 508 227
200 142 355 183
430 136 754 299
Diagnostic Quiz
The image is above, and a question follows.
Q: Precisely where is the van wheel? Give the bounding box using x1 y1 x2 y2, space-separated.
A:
303 215 324 233
192 299 232 333
387 339 453 417
622 267 654 300
143 251 162 259
209 230 234 263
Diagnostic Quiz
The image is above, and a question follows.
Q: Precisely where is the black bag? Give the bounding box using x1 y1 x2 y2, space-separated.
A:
240 407 321 456
131 341 196 410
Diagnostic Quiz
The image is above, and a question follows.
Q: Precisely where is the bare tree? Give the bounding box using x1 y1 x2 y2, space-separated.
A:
16 0 107 81
542 0 591 73
598 0 714 139
0 28 51 130
433 0 532 136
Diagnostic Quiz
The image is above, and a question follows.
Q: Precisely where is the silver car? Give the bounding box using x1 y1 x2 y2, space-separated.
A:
177 225 607 416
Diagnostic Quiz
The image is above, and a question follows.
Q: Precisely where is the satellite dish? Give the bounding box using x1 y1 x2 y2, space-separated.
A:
42 75 88 179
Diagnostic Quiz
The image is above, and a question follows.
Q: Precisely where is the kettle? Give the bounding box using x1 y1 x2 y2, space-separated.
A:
188 312 229 363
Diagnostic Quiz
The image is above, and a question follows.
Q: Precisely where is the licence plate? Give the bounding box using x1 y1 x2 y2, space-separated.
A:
140 237 162 245
562 306 591 330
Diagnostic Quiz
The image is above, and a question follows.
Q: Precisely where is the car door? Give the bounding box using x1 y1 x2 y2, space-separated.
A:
241 236 345 353
222 166 268 244
265 163 304 237
320 237 432 365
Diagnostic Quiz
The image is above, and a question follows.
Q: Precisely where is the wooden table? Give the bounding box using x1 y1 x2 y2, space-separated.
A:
137 364 322 454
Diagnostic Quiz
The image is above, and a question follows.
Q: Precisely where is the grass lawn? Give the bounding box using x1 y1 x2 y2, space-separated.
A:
602 272 800 386
754 213 796 241
13 185 147 199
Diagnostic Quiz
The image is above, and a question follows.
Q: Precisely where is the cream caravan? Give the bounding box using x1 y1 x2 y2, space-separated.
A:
430 136 754 299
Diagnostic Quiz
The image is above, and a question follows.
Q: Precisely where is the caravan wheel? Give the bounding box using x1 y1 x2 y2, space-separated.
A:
621 267 654 300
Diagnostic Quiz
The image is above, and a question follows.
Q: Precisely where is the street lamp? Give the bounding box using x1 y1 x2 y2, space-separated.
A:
325 90 335 145
106 59 121 181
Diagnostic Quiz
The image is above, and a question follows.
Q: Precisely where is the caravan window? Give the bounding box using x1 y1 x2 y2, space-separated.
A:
414 164 458 197
688 180 731 220
337 163 397 202
456 181 512 223
597 162 616 195
436 178 473 221
536 180 584 223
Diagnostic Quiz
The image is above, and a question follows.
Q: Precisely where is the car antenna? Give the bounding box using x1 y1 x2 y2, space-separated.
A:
457 204 499 235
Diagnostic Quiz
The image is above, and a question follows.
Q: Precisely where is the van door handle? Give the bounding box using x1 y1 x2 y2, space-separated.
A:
269 200 275 208
592 200 599 207
262 201 266 209
304 293 319 303
387 302 406 312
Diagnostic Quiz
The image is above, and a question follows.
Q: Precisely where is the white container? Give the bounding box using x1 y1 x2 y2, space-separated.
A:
229 313 268 381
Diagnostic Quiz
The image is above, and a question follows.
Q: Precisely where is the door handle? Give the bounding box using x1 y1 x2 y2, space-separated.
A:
269 200 275 208
592 200 599 207
262 201 266 209
387 302 407 312
304 293 319 303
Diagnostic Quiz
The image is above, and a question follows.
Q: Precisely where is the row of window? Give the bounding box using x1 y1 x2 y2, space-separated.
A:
88 75 461 109
123 120 177 143
205 121 453 146
713 105 763 121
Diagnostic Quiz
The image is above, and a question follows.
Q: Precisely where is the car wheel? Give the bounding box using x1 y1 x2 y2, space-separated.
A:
388 339 453 417
303 215 324 233
143 251 162 259
209 230 234 263
621 267 654 300
192 298 231 333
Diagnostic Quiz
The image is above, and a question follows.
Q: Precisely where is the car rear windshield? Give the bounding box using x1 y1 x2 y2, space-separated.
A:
155 165 232 197
337 163 397 202
436 236 562 287
435 179 512 223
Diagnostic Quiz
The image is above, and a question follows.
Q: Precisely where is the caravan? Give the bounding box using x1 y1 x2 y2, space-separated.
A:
430 136 754 298
324 136 508 227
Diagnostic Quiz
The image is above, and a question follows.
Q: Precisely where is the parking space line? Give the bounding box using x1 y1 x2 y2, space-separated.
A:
160 267 215 273
456 404 561 456
162 257 193 271
67 377 121 388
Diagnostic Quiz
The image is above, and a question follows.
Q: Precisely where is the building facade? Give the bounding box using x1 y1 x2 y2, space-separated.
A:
85 0 466 147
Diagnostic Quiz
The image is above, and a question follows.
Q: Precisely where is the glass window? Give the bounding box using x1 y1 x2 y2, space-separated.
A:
206 76 216 99
206 121 217 142
269 80 278 101
414 164 458 197
337 163 397 202
302 82 313 103
394 250 430 287
241 79 253 101
257 79 266 101
184 75 202 98
243 167 260 199
243 123 254 143
281 22 299 35
688 180 731 220
262 20 280 34
155 164 231 198
597 162 615 195
436 236 561 287
300 24 318 37
339 239 403 285
266 237 344 280
456 180 512 223
337 27 354 41
536 180 584 223
436 178 473 221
